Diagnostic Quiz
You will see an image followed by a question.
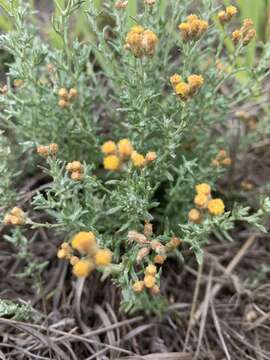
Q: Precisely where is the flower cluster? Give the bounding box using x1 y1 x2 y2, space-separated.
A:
58 87 78 108
232 19 256 46
125 26 159 57
102 139 157 171
171 73 204 100
189 183 225 223
57 231 113 278
132 264 160 295
178 14 208 41
4 207 25 226
128 222 181 266
37 143 59 158
211 150 231 167
218 6 238 24
65 161 84 181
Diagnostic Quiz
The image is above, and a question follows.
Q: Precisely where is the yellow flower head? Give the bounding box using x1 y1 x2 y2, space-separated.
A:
174 82 190 100
132 280 145 293
103 155 120 171
154 254 166 265
145 151 157 164
144 275 156 289
4 207 25 226
222 157 232 166
243 18 254 30
101 140 117 155
217 150 228 159
68 88 78 99
180 16 208 40
188 208 202 224
66 161 83 173
131 151 145 168
145 264 157 276
170 74 182 87
57 242 72 259
243 28 256 45
58 87 68 99
141 30 159 56
194 193 209 209
208 198 225 216
188 74 204 90
232 30 241 44
118 139 133 158
218 10 228 24
37 145 49 157
130 25 144 34
71 231 97 254
73 259 94 278
187 14 199 23
196 183 211 196
170 236 182 248
178 22 191 40
49 143 59 156
115 0 128 9
70 256 79 265
95 248 113 266
150 284 160 295
226 6 237 17
71 171 84 181
10 207 25 218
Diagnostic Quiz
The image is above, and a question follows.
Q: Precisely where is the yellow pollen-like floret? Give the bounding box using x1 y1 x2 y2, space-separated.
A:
151 284 160 295
145 151 157 164
101 141 117 155
188 74 204 90
118 139 133 158
194 193 209 209
174 82 190 99
154 255 166 265
170 74 182 87
132 280 145 293
207 198 225 216
131 151 145 168
103 155 120 171
218 10 228 23
37 145 49 157
141 30 159 56
226 6 237 17
95 248 113 266
71 231 97 254
58 88 68 99
145 264 157 276
232 30 241 44
130 25 144 34
144 275 156 289
68 88 78 99
73 259 94 278
196 183 211 196
188 208 202 224
187 14 199 23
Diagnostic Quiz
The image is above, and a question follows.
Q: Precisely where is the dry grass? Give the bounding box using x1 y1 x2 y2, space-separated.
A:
1 221 270 359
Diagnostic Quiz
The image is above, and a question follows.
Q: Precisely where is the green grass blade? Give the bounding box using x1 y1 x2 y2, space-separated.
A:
127 0 137 27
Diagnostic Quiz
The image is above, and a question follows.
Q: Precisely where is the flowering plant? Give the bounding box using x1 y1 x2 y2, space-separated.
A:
0 0 270 314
